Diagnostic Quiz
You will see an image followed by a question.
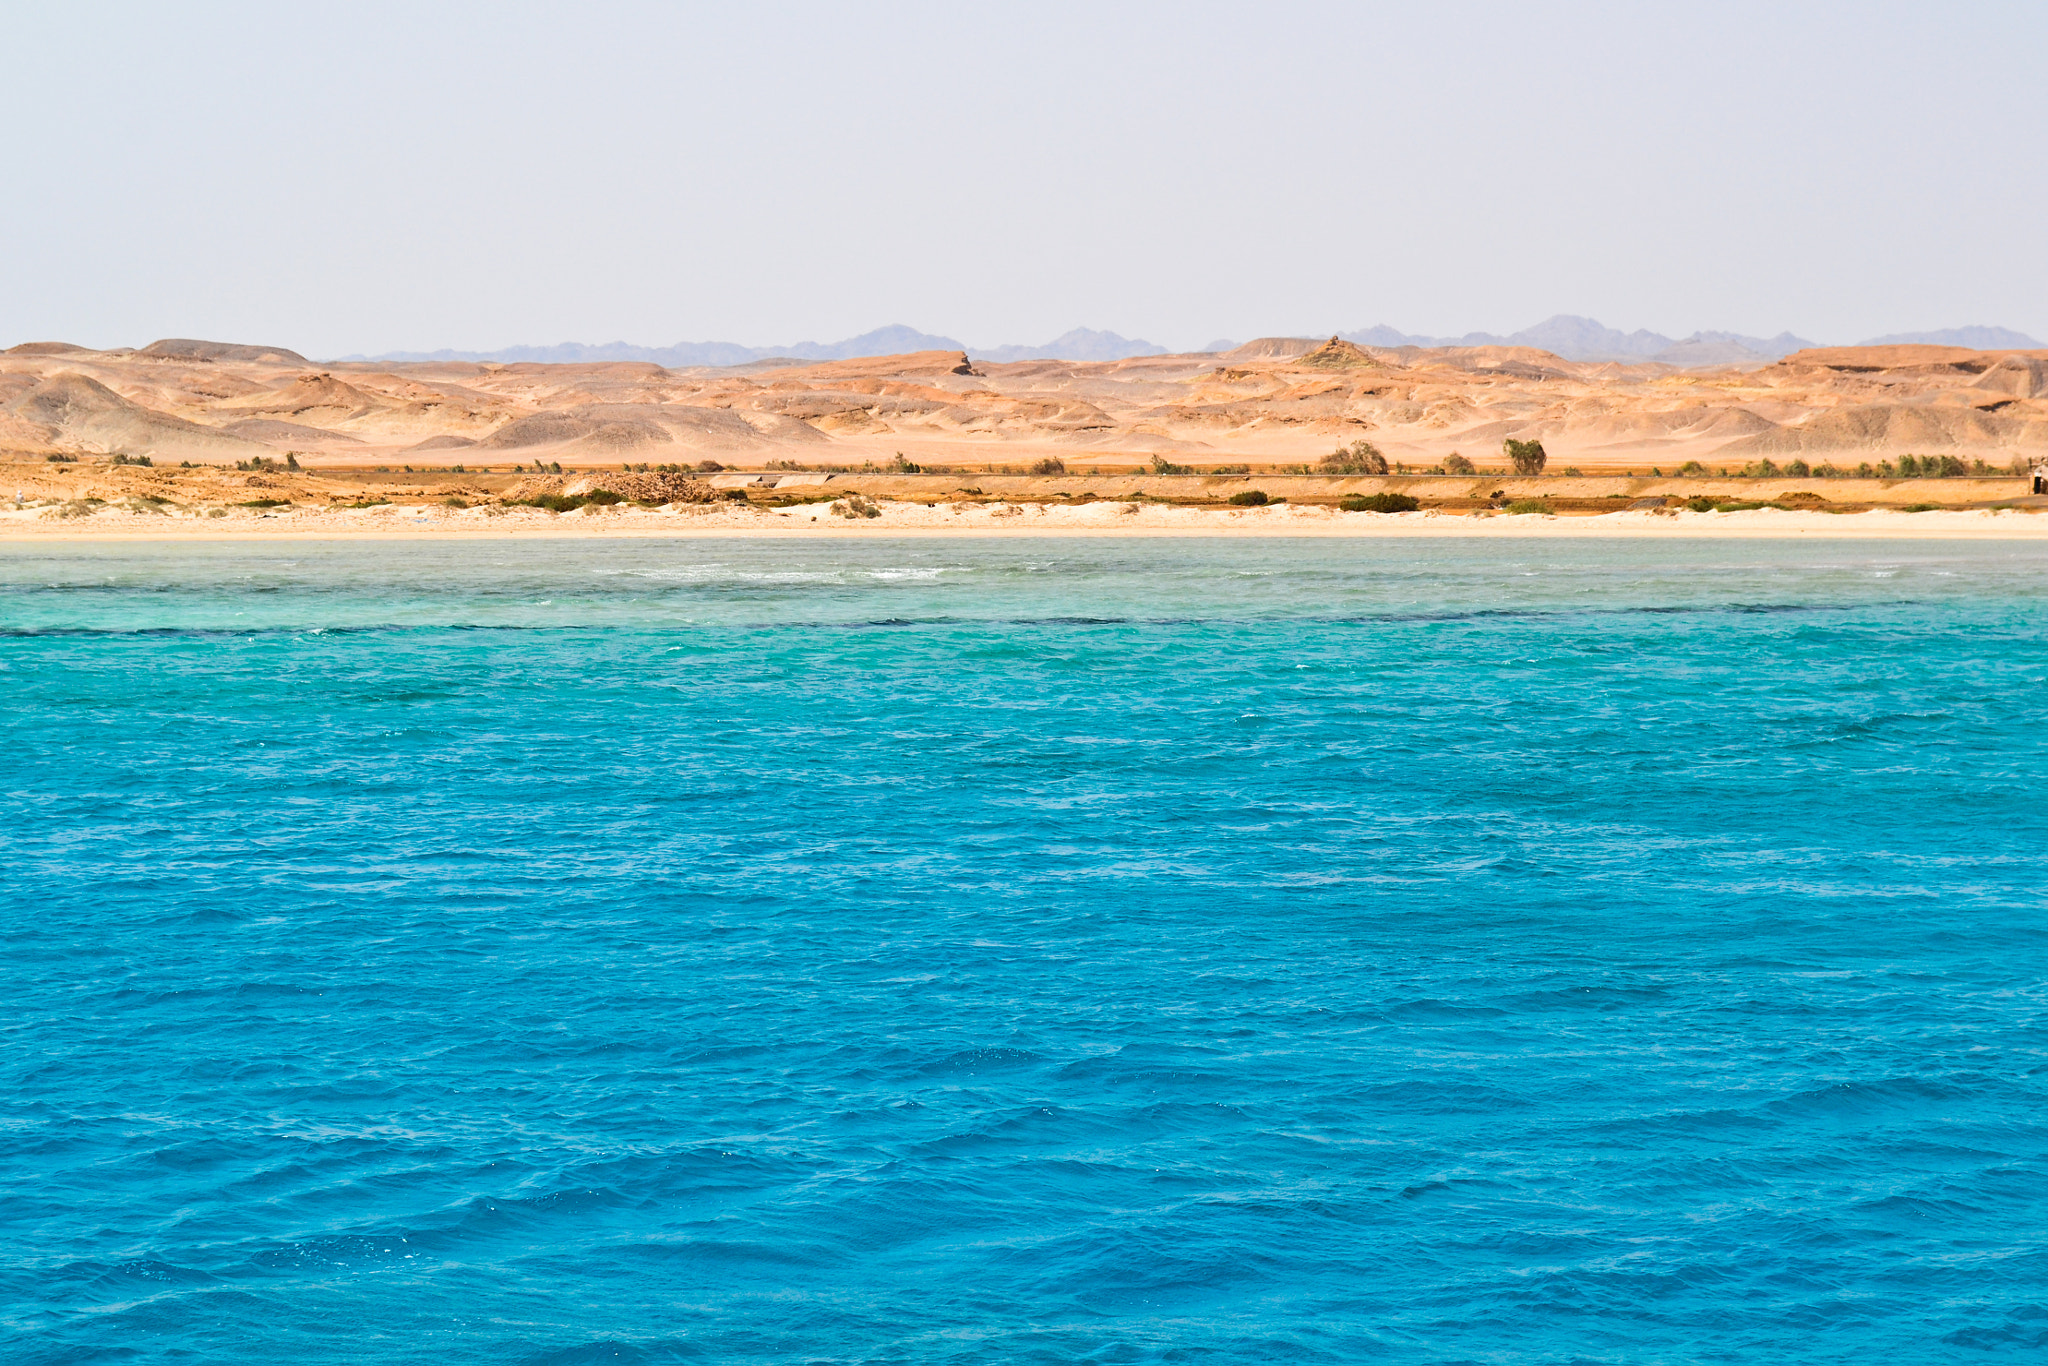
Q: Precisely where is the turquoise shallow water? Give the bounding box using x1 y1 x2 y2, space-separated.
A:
3 536 2047 1364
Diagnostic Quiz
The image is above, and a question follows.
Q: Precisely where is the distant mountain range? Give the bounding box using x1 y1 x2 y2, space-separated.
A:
345 324 1169 368
341 316 2044 369
1338 316 1820 365
1337 316 2043 364
1856 326 2043 350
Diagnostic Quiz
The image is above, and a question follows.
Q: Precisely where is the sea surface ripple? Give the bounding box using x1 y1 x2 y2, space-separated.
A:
3 537 2046 1364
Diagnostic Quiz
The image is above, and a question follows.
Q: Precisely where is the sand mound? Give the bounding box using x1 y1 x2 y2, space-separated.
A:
1221 337 1321 362
4 342 92 356
138 338 309 365
221 373 386 420
221 417 363 445
1716 402 2015 455
1779 345 1986 372
10 372 273 458
772 350 979 381
479 414 608 449
1972 355 2048 400
481 403 809 454
406 435 477 451
1290 337 1381 370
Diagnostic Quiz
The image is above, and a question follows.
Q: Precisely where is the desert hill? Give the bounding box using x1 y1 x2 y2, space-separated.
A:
3 336 2045 473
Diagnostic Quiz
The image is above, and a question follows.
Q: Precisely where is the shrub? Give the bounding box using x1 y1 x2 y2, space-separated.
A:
1785 459 1811 477
1228 489 1269 506
443 496 468 509
1743 458 1781 478
584 489 624 506
1856 462 1876 478
1504 498 1552 514
1342 492 1419 513
237 498 289 508
1442 452 1475 474
1320 438 1388 475
524 493 587 512
1685 496 1719 512
1149 454 1191 475
285 453 301 471
1504 438 1548 475
45 453 76 463
110 453 153 467
1030 457 1068 475
1903 503 1938 512
1897 454 1921 477
1677 460 1707 476
1934 455 1966 477
892 452 924 473
831 494 882 519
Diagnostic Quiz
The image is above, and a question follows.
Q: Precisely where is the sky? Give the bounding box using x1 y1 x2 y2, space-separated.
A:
4 0 2044 357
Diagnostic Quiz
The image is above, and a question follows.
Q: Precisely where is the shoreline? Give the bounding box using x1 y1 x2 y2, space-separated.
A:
5 500 2047 541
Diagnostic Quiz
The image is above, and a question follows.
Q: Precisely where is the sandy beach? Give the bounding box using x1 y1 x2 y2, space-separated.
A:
6 496 2046 541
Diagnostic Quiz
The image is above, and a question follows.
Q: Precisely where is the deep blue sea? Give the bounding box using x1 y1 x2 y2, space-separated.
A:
4 536 2047 1364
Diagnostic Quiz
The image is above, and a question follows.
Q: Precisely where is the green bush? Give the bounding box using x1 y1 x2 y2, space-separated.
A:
1321 438 1389 476
1342 492 1419 513
1228 489 1270 506
1030 457 1067 475
237 498 289 508
1504 438 1548 475
831 494 883 519
1785 459 1811 477
45 453 76 463
1442 453 1475 474
1149 454 1191 475
110 453 153 467
1685 496 1719 512
1677 460 1707 476
1504 498 1552 515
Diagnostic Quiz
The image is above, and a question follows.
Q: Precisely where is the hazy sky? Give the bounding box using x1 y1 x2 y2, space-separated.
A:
5 0 2044 356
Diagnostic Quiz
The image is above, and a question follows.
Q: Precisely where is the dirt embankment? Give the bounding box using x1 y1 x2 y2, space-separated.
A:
1 455 2035 523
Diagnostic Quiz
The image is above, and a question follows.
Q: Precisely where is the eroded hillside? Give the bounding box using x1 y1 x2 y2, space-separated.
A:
4 336 2045 473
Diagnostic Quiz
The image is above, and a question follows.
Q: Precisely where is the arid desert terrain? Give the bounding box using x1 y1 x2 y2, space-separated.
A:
6 334 2046 473
6 334 2047 536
